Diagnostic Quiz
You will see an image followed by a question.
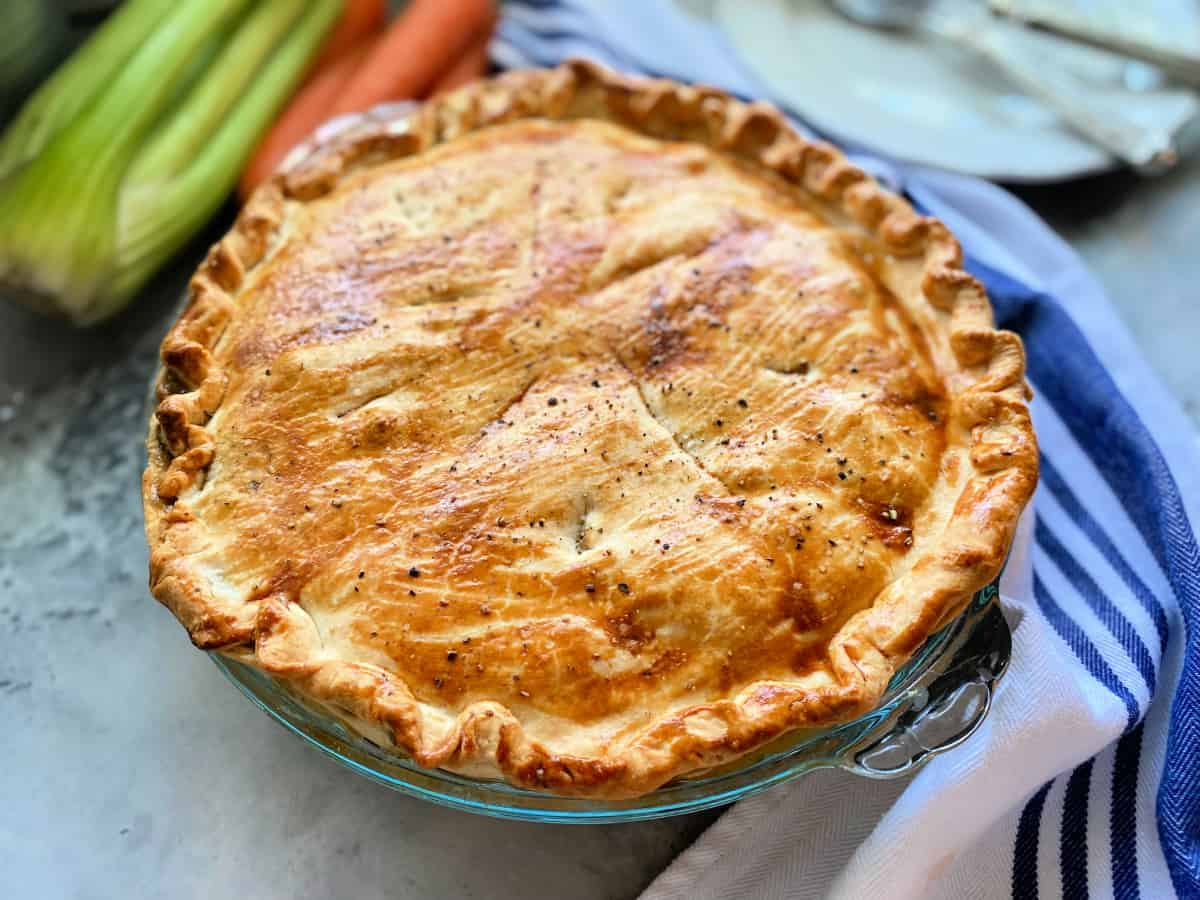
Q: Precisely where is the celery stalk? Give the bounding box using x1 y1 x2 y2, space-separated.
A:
131 0 309 184
0 0 342 325
117 0 341 309
0 0 176 179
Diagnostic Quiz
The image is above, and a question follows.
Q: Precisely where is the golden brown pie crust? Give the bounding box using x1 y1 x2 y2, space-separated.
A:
143 60 1037 798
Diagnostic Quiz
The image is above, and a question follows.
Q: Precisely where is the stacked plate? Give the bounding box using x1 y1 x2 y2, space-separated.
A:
708 0 1200 180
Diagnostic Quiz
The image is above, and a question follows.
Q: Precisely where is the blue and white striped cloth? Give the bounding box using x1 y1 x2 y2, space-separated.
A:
493 3 1200 898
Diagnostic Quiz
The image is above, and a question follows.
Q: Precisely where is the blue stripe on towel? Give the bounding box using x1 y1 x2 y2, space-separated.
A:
1061 760 1094 900
1038 455 1169 648
1111 724 1144 900
1014 781 1053 900
1065 763 1094 900
1033 573 1141 731
1035 519 1157 694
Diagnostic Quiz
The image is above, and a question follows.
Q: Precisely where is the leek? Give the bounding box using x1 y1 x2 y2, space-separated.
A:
0 0 341 325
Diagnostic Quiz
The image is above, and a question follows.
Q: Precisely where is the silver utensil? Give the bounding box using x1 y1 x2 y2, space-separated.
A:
831 0 1181 172
988 0 1200 88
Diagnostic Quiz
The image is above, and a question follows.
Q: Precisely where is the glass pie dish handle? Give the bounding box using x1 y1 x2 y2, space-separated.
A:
840 584 1011 778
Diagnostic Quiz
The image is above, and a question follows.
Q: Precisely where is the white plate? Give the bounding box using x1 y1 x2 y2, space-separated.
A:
713 0 1199 182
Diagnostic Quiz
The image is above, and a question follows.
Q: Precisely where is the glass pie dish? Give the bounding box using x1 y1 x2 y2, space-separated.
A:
153 96 1022 823
213 581 1009 823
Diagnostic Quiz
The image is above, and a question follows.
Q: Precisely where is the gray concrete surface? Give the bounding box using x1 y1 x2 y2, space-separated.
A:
2 158 1197 899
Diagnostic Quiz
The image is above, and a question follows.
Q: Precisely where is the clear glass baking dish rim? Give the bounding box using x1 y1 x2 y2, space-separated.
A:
212 580 1010 823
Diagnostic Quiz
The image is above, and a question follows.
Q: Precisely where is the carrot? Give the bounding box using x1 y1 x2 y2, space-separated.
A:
239 36 374 198
312 0 386 71
430 21 495 96
329 0 495 116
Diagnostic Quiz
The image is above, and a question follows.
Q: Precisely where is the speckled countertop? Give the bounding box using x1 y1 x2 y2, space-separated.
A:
2 159 1197 899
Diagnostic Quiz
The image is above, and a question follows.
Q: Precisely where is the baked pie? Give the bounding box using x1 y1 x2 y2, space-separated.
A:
143 61 1037 798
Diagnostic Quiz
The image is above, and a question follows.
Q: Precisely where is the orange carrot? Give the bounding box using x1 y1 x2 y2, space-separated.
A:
239 37 374 199
312 0 386 71
329 0 495 116
430 21 495 96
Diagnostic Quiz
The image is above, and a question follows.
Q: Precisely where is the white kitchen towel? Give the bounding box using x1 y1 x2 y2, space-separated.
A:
495 3 1200 899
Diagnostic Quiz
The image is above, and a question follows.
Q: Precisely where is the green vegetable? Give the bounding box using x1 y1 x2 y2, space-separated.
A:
0 0 341 325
